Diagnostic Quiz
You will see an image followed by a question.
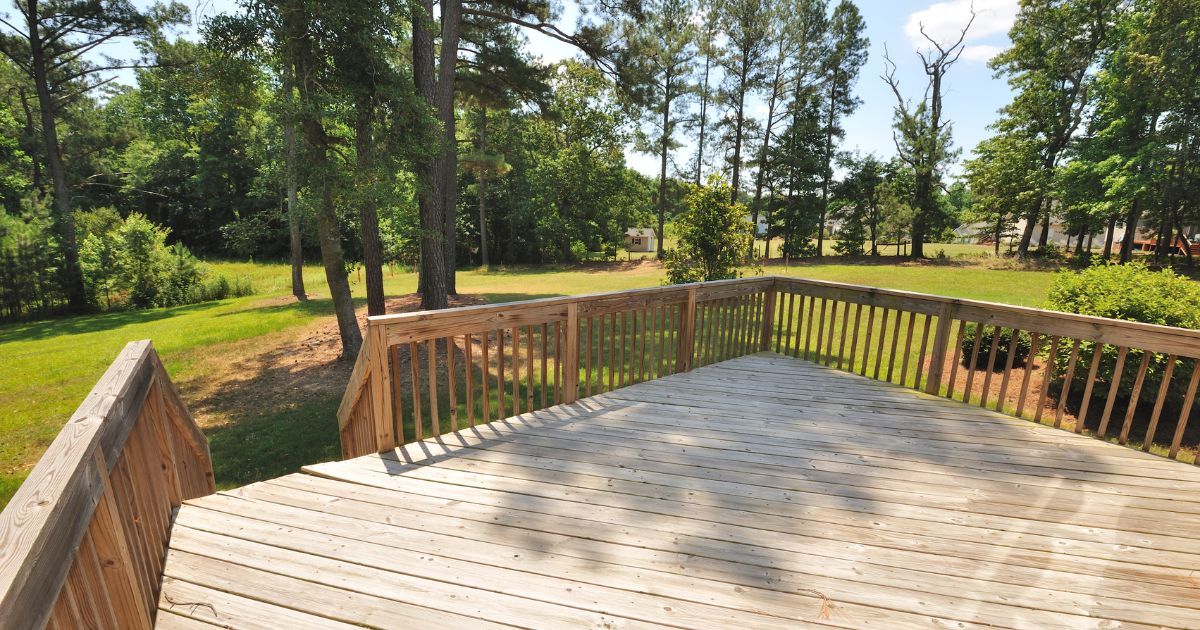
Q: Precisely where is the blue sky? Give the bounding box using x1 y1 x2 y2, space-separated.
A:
107 0 1018 177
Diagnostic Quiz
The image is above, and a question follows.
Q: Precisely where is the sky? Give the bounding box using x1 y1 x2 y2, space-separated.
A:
104 0 1020 178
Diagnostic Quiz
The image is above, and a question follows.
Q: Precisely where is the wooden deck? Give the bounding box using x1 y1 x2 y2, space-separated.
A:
156 352 1200 630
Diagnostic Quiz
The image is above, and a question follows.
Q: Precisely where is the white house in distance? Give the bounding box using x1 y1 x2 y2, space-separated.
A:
624 228 657 253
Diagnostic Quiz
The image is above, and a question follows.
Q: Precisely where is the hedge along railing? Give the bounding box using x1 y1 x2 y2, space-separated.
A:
0 340 214 630
339 275 1200 465
337 277 776 458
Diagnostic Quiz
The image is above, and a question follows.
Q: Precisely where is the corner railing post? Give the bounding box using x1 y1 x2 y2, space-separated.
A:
924 302 956 395
367 322 396 451
677 286 697 373
563 303 580 402
759 282 777 351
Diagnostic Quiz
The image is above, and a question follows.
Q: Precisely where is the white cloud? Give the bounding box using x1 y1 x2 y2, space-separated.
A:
905 0 1017 60
961 44 1004 63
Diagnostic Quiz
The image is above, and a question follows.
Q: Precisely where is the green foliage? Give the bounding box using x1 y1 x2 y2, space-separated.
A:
960 324 1033 370
665 177 752 283
0 194 65 318
1045 261 1200 411
79 213 253 310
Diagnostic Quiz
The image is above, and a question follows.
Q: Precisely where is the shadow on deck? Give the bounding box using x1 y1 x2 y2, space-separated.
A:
157 353 1200 629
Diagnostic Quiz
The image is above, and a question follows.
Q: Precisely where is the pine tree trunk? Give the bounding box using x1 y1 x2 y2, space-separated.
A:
282 65 306 302
438 0 462 295
356 96 386 317
413 0 448 310
27 5 85 310
477 106 490 270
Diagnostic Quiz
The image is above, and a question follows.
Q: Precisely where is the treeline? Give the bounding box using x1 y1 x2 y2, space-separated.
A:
965 0 1200 263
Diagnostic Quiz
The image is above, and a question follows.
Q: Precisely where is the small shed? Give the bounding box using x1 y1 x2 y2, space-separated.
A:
624 228 657 252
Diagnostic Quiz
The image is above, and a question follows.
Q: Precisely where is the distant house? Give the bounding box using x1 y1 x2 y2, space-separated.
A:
624 228 657 252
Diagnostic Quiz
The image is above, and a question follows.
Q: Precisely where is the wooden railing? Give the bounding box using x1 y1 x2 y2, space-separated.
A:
339 276 1200 466
0 340 214 629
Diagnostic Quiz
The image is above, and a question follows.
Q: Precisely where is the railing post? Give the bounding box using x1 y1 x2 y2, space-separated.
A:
759 286 776 351
563 303 580 402
924 302 956 395
677 286 698 373
367 322 395 451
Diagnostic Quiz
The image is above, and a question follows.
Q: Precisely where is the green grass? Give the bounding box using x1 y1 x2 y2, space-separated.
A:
0 255 1062 508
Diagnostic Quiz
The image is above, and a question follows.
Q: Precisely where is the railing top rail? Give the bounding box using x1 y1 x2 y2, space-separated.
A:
773 275 1200 358
0 340 207 629
364 276 771 327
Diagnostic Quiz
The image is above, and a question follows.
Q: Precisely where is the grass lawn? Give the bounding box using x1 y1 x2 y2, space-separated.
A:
0 256 1060 508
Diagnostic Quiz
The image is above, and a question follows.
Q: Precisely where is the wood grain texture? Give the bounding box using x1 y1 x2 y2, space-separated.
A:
0 341 213 630
163 353 1200 629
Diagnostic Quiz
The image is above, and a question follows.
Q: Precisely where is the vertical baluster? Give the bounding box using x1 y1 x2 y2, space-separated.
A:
584 317 593 397
427 339 439 436
526 325 535 411
996 330 1021 414
914 313 933 390
409 342 423 440
873 309 890 380
781 292 795 353
1118 351 1153 445
466 334 475 427
606 314 616 390
498 329 507 419
541 323 549 407
481 331 491 422
1097 346 1128 438
513 327 524 415
860 305 876 376
1053 339 1082 428
1168 360 1199 460
638 306 648 379
946 320 967 400
1034 336 1060 422
900 311 917 387
836 301 852 370
803 296 816 359
554 321 563 404
723 298 736 361
659 305 670 376
848 303 863 373
962 323 985 402
1016 333 1042 416
978 326 1002 408
617 312 627 385
1075 344 1104 433
812 299 827 363
1143 355 1177 451
390 345 405 444
824 300 837 367
648 306 657 379
792 295 806 358
448 336 458 432
886 311 903 383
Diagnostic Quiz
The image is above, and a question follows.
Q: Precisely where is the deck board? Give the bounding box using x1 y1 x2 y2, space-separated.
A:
159 352 1200 629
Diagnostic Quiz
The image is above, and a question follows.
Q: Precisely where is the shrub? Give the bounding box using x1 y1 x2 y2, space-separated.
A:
960 324 1033 370
1045 261 1200 415
79 212 254 310
664 176 752 284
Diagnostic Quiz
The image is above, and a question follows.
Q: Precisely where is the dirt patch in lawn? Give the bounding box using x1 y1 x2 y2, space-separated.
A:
181 293 485 429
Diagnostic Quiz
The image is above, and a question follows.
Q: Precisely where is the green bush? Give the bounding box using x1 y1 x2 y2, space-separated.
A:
1045 261 1200 419
960 324 1032 370
664 176 751 284
79 212 254 310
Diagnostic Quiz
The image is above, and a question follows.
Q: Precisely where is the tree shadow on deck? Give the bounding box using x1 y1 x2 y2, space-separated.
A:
348 352 1190 627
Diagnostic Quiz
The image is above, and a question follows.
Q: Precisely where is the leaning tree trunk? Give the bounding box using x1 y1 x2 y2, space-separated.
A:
1103 216 1116 258
355 95 386 317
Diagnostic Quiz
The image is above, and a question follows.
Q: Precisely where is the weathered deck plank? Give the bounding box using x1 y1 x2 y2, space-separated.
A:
159 352 1200 629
